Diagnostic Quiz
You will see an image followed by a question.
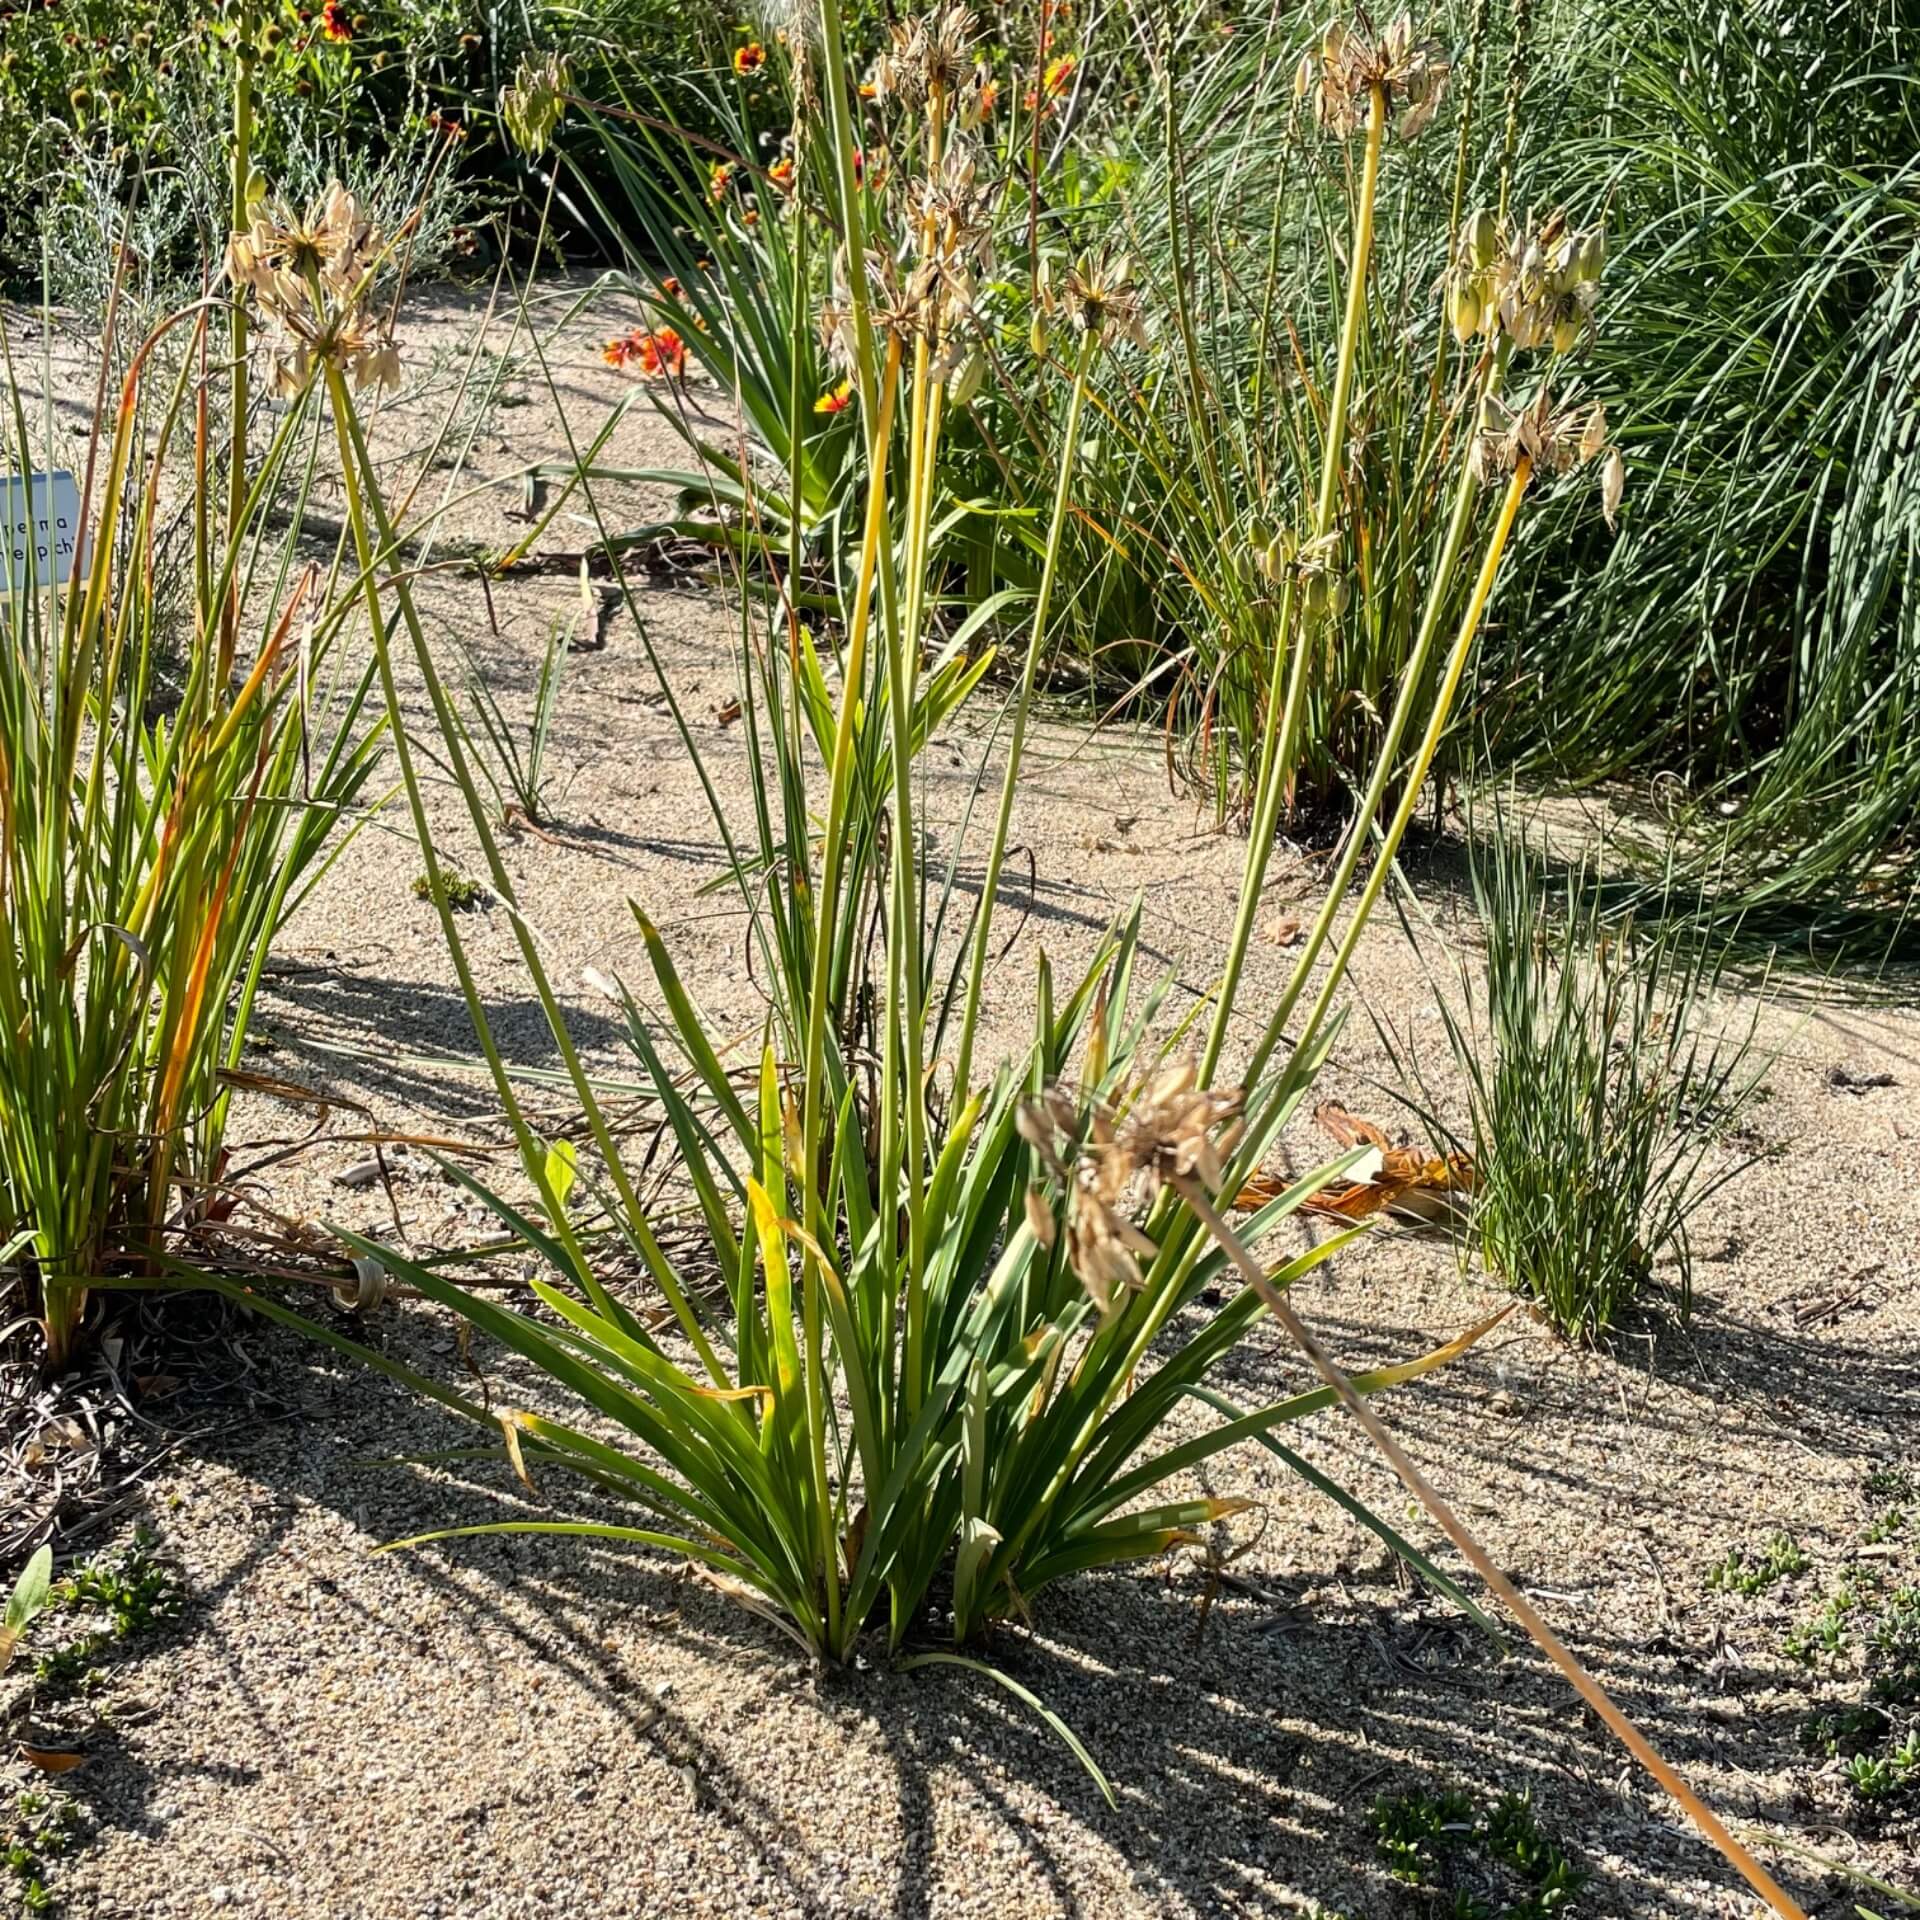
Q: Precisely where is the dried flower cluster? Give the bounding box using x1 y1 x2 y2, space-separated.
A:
1472 387 1625 527
224 184 399 397
1036 250 1148 354
1448 208 1606 355
1019 1061 1245 1317
1295 15 1451 140
873 3 979 105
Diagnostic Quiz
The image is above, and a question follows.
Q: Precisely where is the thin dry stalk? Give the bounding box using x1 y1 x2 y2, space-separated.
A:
1171 1174 1809 1920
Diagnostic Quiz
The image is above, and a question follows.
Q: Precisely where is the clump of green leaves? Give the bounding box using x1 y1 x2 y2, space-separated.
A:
455 611 575 831
2 1790 78 1916
1372 1786 1586 1915
1707 1531 1809 1597
1846 1737 1918 1807
1802 1705 1891 1759
1384 819 1768 1342
31 1531 182 1699
1864 1466 1915 1505
412 870 487 911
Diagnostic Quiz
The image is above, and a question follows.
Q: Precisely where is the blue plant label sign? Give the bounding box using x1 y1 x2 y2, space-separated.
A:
0 469 81 591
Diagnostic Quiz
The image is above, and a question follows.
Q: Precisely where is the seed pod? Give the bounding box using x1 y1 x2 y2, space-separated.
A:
1029 309 1049 359
1575 226 1608 283
1551 311 1583 354
947 352 984 407
1330 573 1351 618
1302 572 1330 623
1448 279 1483 344
1466 208 1497 272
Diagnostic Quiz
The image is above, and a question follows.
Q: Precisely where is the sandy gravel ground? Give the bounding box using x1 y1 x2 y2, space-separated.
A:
4 284 1918 1919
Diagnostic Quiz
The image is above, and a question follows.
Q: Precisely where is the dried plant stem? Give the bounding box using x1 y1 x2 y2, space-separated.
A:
1172 1174 1808 1919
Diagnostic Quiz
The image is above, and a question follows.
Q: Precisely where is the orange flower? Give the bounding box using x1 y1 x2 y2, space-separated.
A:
814 380 854 414
768 155 797 194
733 41 765 75
320 1 352 41
635 328 687 378
1043 53 1077 98
708 162 735 202
606 328 686 377
976 80 999 118
743 207 760 227
858 78 878 99
661 275 683 298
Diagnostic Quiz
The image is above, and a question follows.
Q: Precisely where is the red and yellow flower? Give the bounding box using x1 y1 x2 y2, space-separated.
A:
708 162 735 202
319 2 353 42
814 380 854 415
733 41 765 75
768 155 797 195
605 328 687 378
1042 52 1077 98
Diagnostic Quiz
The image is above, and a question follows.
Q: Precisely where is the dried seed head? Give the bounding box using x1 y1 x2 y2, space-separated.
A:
226 182 402 394
1485 210 1607 354
1296 12 1451 140
1041 250 1149 352
1472 384 1621 497
1021 1061 1243 1318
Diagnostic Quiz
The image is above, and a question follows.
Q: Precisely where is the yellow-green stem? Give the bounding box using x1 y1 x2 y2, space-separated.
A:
1242 346 1509 1091
320 357 724 1384
1200 82 1387 1085
952 332 1099 1101
1290 457 1530 1065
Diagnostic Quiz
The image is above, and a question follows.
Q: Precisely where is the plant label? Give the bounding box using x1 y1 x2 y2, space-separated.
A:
0 469 81 590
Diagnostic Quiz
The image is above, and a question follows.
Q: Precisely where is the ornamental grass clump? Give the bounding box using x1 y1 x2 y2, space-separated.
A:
304 0 1626 1666
1381 821 1769 1342
0 184 383 1367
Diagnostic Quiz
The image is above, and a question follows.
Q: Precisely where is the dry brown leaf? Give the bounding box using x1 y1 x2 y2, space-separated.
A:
1313 1101 1392 1152
1264 914 1302 947
714 698 742 726
19 1746 85 1773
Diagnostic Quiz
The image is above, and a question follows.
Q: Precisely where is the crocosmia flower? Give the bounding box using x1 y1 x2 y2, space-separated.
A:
814 380 854 414
708 162 735 202
636 328 687 377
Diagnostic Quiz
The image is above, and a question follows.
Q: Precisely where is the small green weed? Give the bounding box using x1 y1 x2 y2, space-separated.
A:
2 1790 79 1915
1371 1787 1585 1916
1786 1581 1862 1664
1845 1743 1916 1806
1863 1467 1914 1505
1802 1705 1891 1758
412 870 487 911
1866 1589 1920 1708
1866 1510 1908 1548
32 1531 182 1699
1707 1532 1808 1596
